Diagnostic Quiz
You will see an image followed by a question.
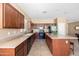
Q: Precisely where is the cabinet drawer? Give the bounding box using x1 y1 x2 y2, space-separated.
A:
16 47 24 56
24 45 27 56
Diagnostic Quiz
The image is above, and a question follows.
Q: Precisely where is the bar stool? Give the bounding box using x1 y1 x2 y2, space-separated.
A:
70 42 74 55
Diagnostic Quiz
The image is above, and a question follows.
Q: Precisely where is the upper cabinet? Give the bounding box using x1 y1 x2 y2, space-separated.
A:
0 3 24 29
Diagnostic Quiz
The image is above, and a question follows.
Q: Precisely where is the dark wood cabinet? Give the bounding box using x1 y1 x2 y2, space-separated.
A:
45 33 70 56
24 40 28 55
16 11 24 28
15 40 27 56
15 42 25 56
15 33 35 56
0 3 24 28
0 41 26 56
27 33 36 54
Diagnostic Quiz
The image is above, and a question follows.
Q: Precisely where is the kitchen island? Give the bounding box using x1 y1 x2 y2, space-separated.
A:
45 33 78 56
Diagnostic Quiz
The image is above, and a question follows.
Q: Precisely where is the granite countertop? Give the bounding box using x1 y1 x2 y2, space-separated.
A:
46 33 78 40
0 33 34 48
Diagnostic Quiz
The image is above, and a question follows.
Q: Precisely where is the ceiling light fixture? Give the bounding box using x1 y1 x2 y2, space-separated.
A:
42 11 47 13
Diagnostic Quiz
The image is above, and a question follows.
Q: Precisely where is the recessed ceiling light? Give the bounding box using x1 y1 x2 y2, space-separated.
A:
42 11 47 13
64 11 68 14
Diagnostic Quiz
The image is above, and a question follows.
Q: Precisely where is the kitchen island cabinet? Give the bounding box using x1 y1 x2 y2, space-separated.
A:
45 33 77 56
0 33 35 56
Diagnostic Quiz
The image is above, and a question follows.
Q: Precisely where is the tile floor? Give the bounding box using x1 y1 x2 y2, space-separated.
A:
28 39 79 56
28 39 52 56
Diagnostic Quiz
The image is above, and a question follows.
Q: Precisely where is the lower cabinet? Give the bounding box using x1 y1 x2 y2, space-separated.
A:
0 40 27 56
52 39 70 56
15 40 27 56
0 33 36 56
45 35 53 53
24 40 28 56
27 33 36 54
45 34 70 56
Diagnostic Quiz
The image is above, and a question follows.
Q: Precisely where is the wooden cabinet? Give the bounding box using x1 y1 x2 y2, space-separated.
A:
24 40 28 55
27 33 36 54
52 39 70 56
45 35 53 53
15 42 25 56
0 40 27 56
0 3 24 28
17 11 24 28
0 33 36 56
15 40 27 56
45 34 70 56
15 33 36 56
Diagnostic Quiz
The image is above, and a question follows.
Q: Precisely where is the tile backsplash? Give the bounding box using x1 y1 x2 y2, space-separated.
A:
0 29 27 41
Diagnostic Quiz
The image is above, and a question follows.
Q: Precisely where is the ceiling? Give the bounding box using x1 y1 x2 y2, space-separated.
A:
15 3 79 22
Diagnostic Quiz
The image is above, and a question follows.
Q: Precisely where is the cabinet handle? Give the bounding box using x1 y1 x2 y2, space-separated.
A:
65 40 68 44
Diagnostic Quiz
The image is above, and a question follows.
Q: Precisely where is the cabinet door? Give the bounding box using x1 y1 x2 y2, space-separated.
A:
11 7 17 28
3 3 17 28
3 3 12 28
46 35 52 53
61 40 70 55
32 33 35 43
16 48 24 56
19 13 24 28
3 3 24 28
53 39 70 56
15 42 24 56
24 40 27 56
15 11 24 28
16 12 20 28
